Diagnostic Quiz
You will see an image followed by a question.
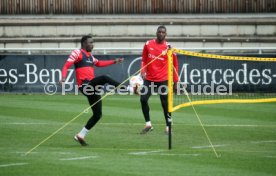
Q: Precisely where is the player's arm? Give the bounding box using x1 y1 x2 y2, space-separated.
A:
60 50 79 83
94 57 124 67
141 44 148 78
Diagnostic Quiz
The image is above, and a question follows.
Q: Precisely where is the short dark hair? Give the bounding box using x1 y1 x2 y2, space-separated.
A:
157 25 166 32
81 35 92 46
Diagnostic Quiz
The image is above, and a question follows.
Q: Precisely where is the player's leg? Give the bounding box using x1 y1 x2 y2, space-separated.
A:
140 80 153 133
84 94 102 128
75 94 102 146
75 84 102 146
90 75 120 87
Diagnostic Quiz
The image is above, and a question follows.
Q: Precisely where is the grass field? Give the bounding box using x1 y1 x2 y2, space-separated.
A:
0 94 276 176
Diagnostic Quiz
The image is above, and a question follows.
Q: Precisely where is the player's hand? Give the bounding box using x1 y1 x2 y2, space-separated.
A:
141 72 146 79
59 78 65 85
115 58 124 64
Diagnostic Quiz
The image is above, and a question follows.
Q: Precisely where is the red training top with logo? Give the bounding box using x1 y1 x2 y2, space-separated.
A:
141 39 179 82
62 49 116 86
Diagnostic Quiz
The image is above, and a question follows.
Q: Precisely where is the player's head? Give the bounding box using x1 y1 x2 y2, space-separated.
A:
156 25 167 43
81 35 94 52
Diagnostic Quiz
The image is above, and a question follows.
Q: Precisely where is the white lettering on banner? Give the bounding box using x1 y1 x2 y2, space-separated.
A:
179 63 189 84
39 69 50 84
9 69 18 84
212 69 222 84
127 58 271 87
202 69 212 84
0 60 275 87
249 69 261 85
25 63 38 84
179 63 274 86
223 69 235 84
236 63 248 85
51 69 62 84
66 69 74 84
190 69 201 84
0 63 75 85
0 69 18 84
0 69 7 84
262 69 272 85
127 57 142 77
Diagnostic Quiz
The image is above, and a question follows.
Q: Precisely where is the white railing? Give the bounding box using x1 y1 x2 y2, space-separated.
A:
0 47 276 55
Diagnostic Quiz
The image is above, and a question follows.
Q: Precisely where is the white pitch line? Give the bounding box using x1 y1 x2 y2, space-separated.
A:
129 151 200 157
160 153 200 157
0 163 28 168
265 156 276 158
251 140 276 144
57 152 74 155
129 150 163 155
59 156 97 161
13 151 73 155
204 124 259 127
192 144 228 149
13 151 38 154
1 122 50 125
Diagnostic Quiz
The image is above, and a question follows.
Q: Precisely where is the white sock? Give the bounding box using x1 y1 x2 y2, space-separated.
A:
78 127 89 138
146 121 152 127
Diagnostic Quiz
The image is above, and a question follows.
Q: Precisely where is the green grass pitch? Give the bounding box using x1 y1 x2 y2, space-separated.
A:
0 94 275 176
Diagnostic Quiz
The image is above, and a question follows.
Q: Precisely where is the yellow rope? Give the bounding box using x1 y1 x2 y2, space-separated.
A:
172 48 276 62
25 51 167 156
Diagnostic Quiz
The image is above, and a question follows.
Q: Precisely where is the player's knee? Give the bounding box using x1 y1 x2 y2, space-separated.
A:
97 111 103 118
94 111 102 120
102 75 110 81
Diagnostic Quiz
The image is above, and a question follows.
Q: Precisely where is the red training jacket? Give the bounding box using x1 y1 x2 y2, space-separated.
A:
141 39 179 82
62 49 116 86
